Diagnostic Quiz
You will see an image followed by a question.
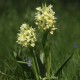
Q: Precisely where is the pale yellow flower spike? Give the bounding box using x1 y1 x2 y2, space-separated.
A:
16 23 36 47
35 4 57 34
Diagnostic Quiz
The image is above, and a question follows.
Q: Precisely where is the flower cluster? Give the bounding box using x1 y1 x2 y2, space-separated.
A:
16 23 36 47
35 4 57 34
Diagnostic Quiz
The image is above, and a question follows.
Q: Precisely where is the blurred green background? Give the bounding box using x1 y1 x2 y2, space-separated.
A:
0 0 80 80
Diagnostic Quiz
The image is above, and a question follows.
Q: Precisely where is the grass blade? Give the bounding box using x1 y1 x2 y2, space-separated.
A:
54 52 74 77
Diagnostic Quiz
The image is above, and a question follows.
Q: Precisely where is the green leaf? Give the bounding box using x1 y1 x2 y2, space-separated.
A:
17 61 28 64
42 30 49 48
40 51 45 64
13 51 17 58
54 52 74 77
41 76 58 80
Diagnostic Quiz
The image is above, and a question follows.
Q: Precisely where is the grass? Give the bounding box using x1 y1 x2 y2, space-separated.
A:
0 1 80 80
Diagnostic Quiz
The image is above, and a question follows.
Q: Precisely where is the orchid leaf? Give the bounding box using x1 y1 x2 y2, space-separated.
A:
54 52 74 77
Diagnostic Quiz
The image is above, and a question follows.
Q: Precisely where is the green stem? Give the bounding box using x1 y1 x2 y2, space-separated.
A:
44 47 51 80
47 51 51 80
34 53 40 74
30 47 40 80
33 50 40 80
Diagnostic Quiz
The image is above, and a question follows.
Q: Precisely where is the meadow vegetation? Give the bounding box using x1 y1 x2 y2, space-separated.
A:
0 0 80 80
